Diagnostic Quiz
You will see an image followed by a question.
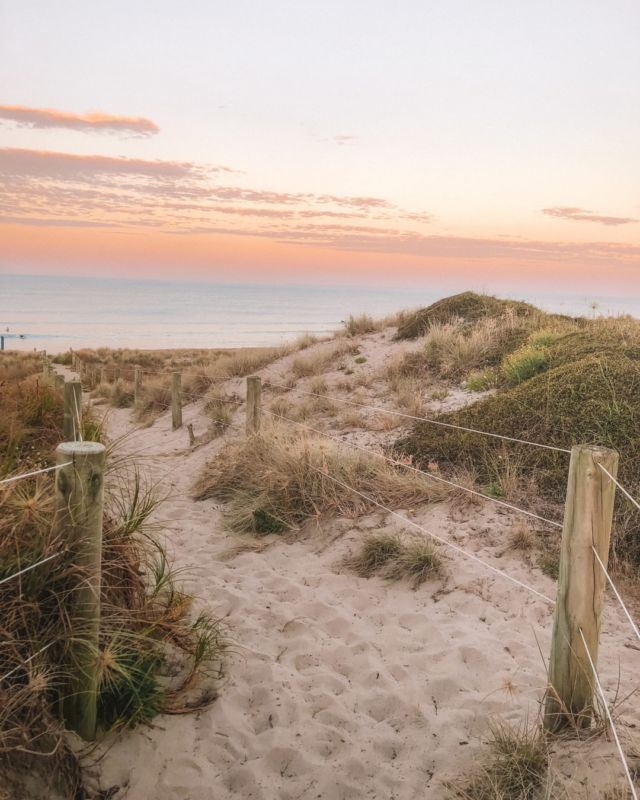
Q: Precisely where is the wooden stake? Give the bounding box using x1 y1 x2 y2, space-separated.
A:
187 422 195 446
63 381 83 441
134 368 142 406
246 375 262 435
171 371 182 430
544 444 619 732
55 441 105 741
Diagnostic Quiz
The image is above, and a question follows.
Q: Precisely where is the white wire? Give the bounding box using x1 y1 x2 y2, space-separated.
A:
267 382 571 454
0 462 73 487
306 462 556 605
598 464 640 514
578 628 638 800
262 408 563 529
0 552 63 587
0 641 57 683
592 546 640 647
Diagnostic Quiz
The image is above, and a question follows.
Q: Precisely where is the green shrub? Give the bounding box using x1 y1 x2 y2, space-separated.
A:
501 344 549 386
528 329 560 348
465 368 498 391
354 356 367 364
396 354 640 565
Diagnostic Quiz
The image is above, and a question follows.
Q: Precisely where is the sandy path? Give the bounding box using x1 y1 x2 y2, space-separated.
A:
69 354 640 800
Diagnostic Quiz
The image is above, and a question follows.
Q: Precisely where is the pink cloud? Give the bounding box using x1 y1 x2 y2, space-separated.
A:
542 206 637 226
0 147 235 180
0 104 159 137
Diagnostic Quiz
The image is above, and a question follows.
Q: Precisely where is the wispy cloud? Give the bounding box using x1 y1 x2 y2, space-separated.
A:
0 104 159 137
332 134 359 146
0 147 232 179
542 206 638 226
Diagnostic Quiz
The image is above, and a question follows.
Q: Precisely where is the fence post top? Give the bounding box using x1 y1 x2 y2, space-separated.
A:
57 441 105 456
571 443 619 461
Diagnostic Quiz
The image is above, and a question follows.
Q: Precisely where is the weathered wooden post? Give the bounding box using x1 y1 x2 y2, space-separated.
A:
134 368 142 406
187 422 195 446
63 381 83 441
55 441 105 741
99 366 106 385
246 375 262 435
544 444 619 732
171 371 182 430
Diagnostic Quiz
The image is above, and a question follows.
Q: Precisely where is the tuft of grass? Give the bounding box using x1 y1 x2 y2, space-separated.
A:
194 424 452 535
501 344 549 386
466 368 498 392
509 520 535 551
354 356 368 364
382 540 444 588
344 533 444 587
344 533 404 577
448 721 549 800
343 313 377 336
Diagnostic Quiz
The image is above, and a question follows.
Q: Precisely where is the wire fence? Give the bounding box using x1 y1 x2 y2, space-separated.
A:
5 356 639 791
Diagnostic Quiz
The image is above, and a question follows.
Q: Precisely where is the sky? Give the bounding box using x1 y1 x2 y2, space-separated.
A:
0 0 639 295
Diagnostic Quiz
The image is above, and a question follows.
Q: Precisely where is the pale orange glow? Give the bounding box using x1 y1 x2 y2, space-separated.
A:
2 222 639 294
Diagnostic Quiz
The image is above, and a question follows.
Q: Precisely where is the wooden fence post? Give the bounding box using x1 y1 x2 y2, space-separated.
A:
55 441 105 741
134 368 142 406
171 371 182 430
63 381 83 441
99 366 106 385
246 375 262 435
544 444 619 732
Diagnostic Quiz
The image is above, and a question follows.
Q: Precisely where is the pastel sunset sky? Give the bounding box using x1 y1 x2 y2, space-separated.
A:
1 0 639 294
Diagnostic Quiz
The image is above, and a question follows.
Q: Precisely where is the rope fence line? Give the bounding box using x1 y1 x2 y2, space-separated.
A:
0 461 73 487
578 628 639 800
0 641 57 683
592 546 640 647
266 381 572 454
0 552 64 588
305 461 557 606
261 408 564 530
598 464 640 515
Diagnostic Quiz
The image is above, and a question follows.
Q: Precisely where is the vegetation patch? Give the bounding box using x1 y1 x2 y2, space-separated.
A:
501 344 549 386
397 353 640 565
194 425 453 535
0 355 224 798
447 721 549 800
395 292 541 340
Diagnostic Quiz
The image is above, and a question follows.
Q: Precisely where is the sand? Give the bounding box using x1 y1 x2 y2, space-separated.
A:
67 331 640 799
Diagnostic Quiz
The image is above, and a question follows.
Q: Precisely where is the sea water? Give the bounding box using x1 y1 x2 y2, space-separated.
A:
0 273 638 353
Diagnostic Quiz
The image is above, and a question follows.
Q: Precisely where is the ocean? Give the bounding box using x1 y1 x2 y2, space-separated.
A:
0 273 638 353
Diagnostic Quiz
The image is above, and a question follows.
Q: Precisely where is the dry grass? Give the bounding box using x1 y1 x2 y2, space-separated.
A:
342 313 378 337
0 356 224 797
447 721 550 799
194 423 452 535
292 341 357 378
509 520 535 551
345 533 444 588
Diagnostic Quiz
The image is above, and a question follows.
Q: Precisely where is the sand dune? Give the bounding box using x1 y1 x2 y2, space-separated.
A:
77 331 640 799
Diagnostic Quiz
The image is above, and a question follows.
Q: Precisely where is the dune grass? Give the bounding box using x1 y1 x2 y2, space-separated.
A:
344 533 444 588
194 424 453 536
0 355 224 798
447 721 549 800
